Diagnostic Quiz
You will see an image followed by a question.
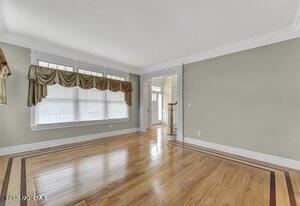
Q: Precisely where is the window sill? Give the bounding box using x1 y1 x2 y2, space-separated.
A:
31 118 129 131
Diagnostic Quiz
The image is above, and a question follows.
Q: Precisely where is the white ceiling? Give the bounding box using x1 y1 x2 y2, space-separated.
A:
0 0 299 73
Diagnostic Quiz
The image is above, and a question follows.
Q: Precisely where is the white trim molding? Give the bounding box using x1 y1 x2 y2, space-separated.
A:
185 137 300 170
2 28 299 74
0 33 141 74
142 0 300 72
31 118 129 131
1 1 300 74
0 128 139 156
143 27 300 72
143 1 300 73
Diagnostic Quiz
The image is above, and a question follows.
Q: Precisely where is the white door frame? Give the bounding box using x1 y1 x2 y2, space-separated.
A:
139 78 152 131
139 66 183 141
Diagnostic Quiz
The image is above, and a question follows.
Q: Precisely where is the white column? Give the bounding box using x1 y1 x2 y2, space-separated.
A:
176 66 183 141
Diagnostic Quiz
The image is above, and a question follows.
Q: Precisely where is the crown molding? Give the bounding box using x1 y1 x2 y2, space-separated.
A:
143 27 300 73
1 0 300 75
143 1 300 73
1 28 300 75
0 33 142 74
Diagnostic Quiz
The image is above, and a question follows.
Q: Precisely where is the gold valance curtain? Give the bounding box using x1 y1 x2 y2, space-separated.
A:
0 48 11 105
28 65 133 106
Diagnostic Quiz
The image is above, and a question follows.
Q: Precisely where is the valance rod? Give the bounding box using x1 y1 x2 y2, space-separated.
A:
27 65 133 107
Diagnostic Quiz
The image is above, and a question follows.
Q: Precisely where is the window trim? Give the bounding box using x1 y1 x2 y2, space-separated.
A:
31 87 130 130
31 114 129 131
30 52 131 130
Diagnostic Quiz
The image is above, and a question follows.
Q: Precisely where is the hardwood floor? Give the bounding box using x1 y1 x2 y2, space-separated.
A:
0 128 299 206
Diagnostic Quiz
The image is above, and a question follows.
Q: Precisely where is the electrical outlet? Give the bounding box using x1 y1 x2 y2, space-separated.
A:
198 130 201 136
109 124 112 129
188 102 192 107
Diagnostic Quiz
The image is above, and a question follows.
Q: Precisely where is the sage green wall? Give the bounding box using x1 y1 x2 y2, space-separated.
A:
0 43 140 148
184 38 300 161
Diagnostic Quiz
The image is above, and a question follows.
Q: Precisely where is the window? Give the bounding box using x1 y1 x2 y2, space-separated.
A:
39 61 73 71
152 93 157 101
107 91 128 119
78 69 103 77
36 62 76 124
107 74 125 81
106 75 128 119
152 86 161 92
36 84 76 124
78 88 106 121
34 61 128 127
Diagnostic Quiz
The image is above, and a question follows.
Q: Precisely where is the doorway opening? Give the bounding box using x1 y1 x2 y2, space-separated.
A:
151 85 163 125
150 75 178 138
139 66 182 141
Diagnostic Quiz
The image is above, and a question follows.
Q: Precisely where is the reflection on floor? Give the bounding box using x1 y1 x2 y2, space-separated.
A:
0 128 299 206
149 124 176 141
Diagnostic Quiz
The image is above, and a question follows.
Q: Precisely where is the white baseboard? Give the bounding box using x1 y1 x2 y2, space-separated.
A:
176 132 183 141
138 127 147 133
185 137 300 170
0 128 139 156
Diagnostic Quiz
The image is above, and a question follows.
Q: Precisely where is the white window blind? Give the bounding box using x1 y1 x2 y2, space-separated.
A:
78 88 105 121
34 61 129 126
107 91 128 119
36 84 76 124
106 75 128 119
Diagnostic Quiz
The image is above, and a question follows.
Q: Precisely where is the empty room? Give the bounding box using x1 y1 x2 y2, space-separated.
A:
0 0 300 205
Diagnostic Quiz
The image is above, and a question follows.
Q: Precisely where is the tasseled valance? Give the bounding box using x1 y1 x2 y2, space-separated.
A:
28 65 133 106
0 48 11 105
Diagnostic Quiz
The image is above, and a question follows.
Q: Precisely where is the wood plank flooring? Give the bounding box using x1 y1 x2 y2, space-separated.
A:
0 128 299 206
